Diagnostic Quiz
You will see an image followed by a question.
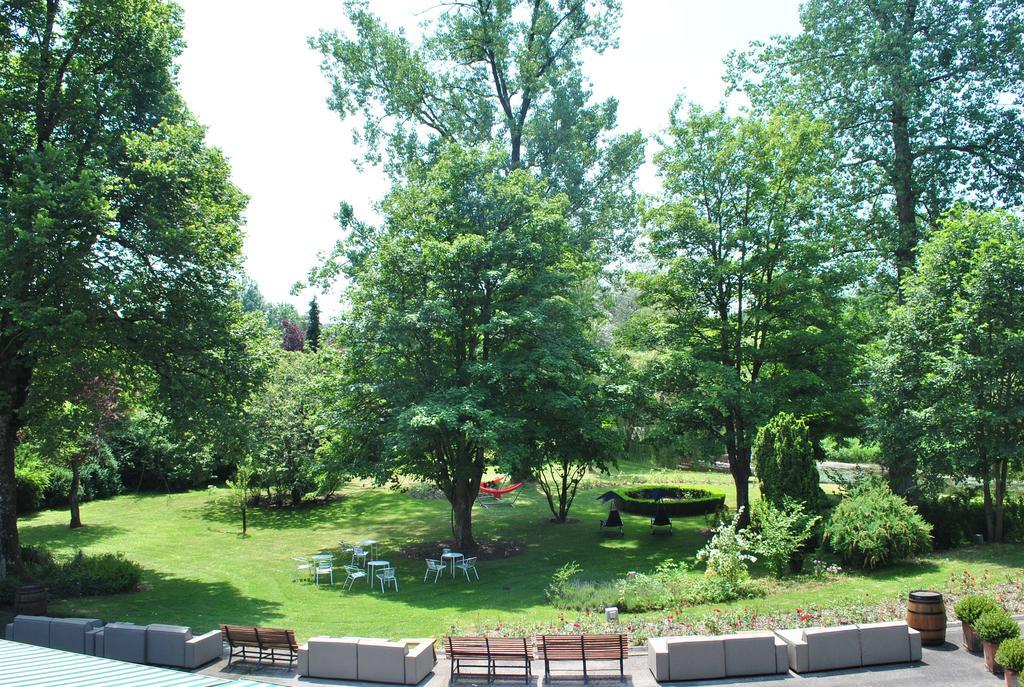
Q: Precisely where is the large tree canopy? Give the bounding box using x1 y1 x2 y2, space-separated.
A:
630 105 861 527
730 0 1024 291
318 145 596 550
871 208 1024 540
0 0 260 576
311 0 643 265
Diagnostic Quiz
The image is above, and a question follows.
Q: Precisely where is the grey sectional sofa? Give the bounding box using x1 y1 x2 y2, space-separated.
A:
648 631 789 681
298 636 436 684
4 615 222 669
773 621 922 673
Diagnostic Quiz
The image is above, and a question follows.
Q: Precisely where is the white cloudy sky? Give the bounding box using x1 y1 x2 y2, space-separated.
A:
175 1 803 316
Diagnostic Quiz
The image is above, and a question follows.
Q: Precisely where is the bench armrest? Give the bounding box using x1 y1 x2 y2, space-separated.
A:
401 638 437 684
184 630 223 668
297 644 309 676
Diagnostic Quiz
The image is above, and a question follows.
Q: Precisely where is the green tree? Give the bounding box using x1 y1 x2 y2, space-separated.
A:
532 355 621 523
0 1 260 576
310 0 643 268
731 0 1024 293
318 145 590 550
630 105 860 527
305 298 322 352
753 412 825 510
872 208 1024 540
247 350 326 507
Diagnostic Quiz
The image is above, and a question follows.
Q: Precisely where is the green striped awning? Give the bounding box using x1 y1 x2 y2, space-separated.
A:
0 639 265 687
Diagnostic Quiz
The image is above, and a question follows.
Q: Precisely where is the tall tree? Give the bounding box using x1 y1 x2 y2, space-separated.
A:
282 320 305 352
319 145 590 550
0 1 259 576
730 0 1024 294
305 298 321 351
311 0 643 266
630 105 860 527
872 208 1024 540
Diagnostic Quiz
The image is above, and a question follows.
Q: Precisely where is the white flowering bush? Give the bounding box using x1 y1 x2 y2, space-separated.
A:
696 508 756 587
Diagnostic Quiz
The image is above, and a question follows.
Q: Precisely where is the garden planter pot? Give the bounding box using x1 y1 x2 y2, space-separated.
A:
1006 669 1020 687
985 641 1004 673
963 622 981 652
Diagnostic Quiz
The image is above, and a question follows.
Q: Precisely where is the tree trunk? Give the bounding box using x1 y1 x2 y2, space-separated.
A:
726 435 752 529
0 351 31 578
69 457 83 529
241 504 248 535
982 463 995 543
450 479 478 552
291 486 302 507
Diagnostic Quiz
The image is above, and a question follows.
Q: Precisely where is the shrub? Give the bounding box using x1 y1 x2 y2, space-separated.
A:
613 485 725 517
753 413 824 510
824 480 932 569
546 562 583 603
974 609 1021 645
915 494 988 550
996 638 1024 673
821 436 882 464
696 508 756 587
954 595 1001 625
27 550 142 598
14 462 49 513
750 498 820 576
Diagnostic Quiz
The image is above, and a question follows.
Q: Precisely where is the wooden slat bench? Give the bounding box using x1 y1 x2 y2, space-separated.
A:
535 634 628 677
445 636 533 678
220 624 298 667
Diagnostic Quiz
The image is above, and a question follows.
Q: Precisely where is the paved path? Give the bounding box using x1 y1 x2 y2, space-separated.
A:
195 621 1017 687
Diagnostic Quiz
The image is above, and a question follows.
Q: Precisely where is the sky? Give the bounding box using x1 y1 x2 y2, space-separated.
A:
175 1 804 316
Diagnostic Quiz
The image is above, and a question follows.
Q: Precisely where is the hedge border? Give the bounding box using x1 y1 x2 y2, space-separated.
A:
612 484 725 517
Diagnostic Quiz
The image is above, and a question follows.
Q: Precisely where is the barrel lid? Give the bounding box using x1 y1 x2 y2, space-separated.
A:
909 589 943 602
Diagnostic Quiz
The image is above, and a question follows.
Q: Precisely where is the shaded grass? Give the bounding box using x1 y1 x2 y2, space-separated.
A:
16 463 1024 641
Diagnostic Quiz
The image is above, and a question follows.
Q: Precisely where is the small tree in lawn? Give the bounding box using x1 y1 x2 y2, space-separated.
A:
282 320 305 352
226 458 255 535
754 412 825 511
533 358 621 523
305 298 322 352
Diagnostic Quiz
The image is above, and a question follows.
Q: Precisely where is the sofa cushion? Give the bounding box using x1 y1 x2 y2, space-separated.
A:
358 638 408 684
102 622 147 663
859 622 912 665
10 615 52 647
724 631 781 677
49 618 102 654
146 624 191 666
306 636 359 679
666 635 725 680
773 628 808 673
804 626 862 672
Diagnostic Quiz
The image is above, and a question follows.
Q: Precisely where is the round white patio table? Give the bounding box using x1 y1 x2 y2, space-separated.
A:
367 560 390 588
441 551 463 578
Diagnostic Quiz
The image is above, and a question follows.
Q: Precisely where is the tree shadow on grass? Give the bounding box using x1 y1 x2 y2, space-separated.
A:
46 567 283 631
17 523 128 551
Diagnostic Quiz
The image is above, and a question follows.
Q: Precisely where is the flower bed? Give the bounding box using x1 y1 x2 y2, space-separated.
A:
613 484 725 517
451 574 1024 646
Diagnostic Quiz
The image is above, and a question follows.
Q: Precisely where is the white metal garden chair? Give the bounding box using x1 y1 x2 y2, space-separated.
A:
350 546 368 568
291 556 312 583
423 559 445 583
343 565 366 590
313 556 334 586
456 556 479 581
376 566 399 593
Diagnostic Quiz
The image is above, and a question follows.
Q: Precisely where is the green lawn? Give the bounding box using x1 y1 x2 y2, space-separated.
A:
16 463 1024 641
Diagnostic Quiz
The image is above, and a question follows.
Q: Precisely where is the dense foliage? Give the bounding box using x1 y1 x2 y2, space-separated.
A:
974 608 1022 644
825 480 932 568
0 0 261 576
996 638 1024 673
753 413 825 510
750 498 820 576
954 595 1001 626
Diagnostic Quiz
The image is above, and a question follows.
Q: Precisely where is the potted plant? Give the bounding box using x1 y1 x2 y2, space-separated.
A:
975 609 1022 673
996 638 1024 687
955 595 1001 652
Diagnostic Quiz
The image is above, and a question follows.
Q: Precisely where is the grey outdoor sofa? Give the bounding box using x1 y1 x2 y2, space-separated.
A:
773 621 922 673
648 631 789 681
298 636 436 684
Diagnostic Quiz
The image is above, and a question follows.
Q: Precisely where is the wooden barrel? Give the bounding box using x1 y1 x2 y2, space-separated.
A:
907 589 946 645
13 583 47 616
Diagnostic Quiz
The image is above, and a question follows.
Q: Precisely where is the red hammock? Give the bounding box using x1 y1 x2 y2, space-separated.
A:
479 481 523 498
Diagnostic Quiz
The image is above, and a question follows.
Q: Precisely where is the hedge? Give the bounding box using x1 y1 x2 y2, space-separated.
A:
613 485 725 517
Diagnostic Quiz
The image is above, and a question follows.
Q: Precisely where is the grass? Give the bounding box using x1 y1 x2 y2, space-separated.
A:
16 461 1024 642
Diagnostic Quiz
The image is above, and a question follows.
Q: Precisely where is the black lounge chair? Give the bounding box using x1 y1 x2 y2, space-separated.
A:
650 505 672 534
600 508 624 536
